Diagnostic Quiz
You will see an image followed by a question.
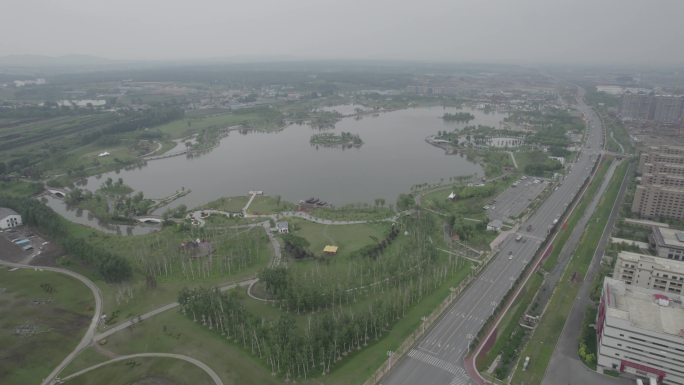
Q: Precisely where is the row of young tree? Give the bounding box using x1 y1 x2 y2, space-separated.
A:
258 214 462 314
135 226 268 283
0 195 132 282
178 273 446 379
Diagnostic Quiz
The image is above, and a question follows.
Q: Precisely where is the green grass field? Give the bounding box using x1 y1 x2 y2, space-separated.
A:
203 196 250 212
64 310 283 385
64 356 214 385
309 206 394 221
154 108 284 139
56 223 273 322
284 217 390 258
511 161 628 385
247 196 295 215
0 267 93 385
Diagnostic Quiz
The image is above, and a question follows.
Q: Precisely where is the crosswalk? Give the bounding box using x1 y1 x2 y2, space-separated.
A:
408 349 468 378
449 372 471 385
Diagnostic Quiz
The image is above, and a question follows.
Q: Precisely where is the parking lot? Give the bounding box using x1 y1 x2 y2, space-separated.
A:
487 176 549 223
0 226 55 264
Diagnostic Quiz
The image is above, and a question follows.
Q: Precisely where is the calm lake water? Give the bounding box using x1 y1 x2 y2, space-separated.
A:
82 106 506 212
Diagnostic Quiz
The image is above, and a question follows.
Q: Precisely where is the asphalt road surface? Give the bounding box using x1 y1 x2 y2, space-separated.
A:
381 92 605 385
487 177 547 223
542 162 633 385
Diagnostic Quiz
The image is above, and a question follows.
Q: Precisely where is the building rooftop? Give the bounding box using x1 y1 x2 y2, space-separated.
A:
275 221 289 229
652 226 684 250
604 277 684 337
618 251 684 274
0 207 19 219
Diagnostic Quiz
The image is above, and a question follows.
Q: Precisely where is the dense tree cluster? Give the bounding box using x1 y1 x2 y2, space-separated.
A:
179 205 470 380
179 273 445 379
79 107 184 145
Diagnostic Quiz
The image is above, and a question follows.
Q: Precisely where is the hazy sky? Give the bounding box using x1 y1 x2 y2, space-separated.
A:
2 0 683 66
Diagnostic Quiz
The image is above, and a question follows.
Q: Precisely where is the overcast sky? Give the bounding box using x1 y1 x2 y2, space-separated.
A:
2 0 683 67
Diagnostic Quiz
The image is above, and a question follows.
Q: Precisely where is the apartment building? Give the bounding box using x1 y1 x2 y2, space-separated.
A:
613 251 684 294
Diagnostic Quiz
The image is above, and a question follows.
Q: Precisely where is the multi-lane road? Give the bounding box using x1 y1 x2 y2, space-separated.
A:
381 92 605 385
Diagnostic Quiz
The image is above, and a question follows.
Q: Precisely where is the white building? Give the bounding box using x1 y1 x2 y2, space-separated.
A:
597 278 684 385
0 208 22 229
651 227 684 261
275 221 289 234
613 251 684 295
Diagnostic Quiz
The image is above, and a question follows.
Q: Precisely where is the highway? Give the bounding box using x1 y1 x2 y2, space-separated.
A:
380 91 605 385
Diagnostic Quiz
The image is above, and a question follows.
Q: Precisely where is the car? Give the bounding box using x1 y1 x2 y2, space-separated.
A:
508 251 513 260
515 234 523 242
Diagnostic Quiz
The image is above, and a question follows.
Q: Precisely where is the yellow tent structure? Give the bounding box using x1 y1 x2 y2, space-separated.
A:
323 245 338 255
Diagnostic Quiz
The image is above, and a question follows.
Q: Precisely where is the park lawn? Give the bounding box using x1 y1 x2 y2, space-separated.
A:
247 196 295 215
202 214 264 227
154 108 285 139
64 357 214 385
0 180 43 197
309 206 394 222
57 223 273 323
285 218 390 258
67 310 283 385
511 161 627 385
204 196 250 212
0 268 94 385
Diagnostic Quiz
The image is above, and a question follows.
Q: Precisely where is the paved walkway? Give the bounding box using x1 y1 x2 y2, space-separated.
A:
58 353 224 385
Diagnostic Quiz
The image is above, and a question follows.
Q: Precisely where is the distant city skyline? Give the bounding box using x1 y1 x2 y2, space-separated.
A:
1 0 684 67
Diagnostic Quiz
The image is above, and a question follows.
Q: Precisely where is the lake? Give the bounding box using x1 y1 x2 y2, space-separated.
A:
84 106 507 212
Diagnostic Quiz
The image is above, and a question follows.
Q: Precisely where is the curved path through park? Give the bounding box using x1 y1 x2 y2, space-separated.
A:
0 259 103 385
58 353 223 385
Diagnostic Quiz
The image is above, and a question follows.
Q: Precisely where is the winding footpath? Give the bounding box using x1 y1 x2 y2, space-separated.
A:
0 259 103 385
58 353 223 385
1 254 239 384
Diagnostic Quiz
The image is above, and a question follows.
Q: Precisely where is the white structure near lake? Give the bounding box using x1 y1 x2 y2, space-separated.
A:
0 208 22 229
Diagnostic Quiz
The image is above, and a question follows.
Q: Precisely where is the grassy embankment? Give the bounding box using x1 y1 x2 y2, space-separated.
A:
63 356 214 385
0 268 93 385
511 160 628 385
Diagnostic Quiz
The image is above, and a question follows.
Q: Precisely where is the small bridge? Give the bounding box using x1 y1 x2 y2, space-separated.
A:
135 215 163 224
47 189 67 198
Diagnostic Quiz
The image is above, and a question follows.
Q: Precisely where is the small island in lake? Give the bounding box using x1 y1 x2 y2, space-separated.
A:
442 112 475 123
310 132 364 148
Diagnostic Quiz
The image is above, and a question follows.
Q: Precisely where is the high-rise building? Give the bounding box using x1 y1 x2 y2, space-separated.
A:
596 277 684 385
632 185 684 220
654 95 684 125
621 92 654 120
633 146 684 220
